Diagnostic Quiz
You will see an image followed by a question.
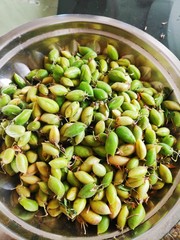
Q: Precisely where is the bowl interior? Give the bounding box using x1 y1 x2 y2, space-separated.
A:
0 15 179 240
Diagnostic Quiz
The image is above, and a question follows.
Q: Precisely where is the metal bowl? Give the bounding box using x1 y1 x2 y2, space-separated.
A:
0 14 179 240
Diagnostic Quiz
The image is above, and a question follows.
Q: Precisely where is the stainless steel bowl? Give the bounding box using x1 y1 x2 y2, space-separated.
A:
0 14 179 240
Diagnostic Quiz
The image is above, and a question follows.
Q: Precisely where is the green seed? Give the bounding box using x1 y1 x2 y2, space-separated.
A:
98 59 108 73
2 148 15 164
78 182 97 198
64 66 81 79
116 116 134 126
74 171 95 184
108 69 127 82
37 97 59 113
107 44 119 60
88 59 97 73
145 147 156 166
96 81 112 95
94 120 105 135
122 110 139 120
149 108 163 127
101 171 114 188
27 121 41 131
130 80 143 91
80 64 92 83
0 94 11 108
90 200 111 215
127 204 146 230
109 195 121 219
82 50 97 60
144 128 156 144
48 175 65 199
40 113 60 125
16 153 28 174
171 111 180 127
73 198 87 215
162 135 176 147
138 116 150 130
18 131 31 147
97 215 110 234
81 106 94 126
14 109 32 125
92 163 106 177
48 48 59 63
128 64 141 80
52 64 64 82
128 166 147 178
58 56 70 70
126 157 139 170
42 142 59 157
135 139 147 160
67 170 81 188
80 156 100 172
19 197 39 212
117 144 135 157
1 84 17 95
105 131 118 156
49 84 68 96
74 145 93 158
156 127 170 137
140 92 155 106
93 88 108 100
159 143 173 156
159 163 173 183
133 125 143 140
2 104 22 116
49 157 68 169
162 100 180 111
117 204 129 230
116 126 136 144
78 81 94 97
5 124 25 138
63 122 86 138
65 90 87 102
106 183 117 205
35 69 49 81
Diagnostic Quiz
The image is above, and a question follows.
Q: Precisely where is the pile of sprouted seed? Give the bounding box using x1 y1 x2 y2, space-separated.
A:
0 41 179 235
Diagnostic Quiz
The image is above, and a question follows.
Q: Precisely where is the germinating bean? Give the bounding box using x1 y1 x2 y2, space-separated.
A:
0 42 179 236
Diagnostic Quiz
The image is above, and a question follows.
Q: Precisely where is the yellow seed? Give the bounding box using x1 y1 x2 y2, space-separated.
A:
117 204 129 230
20 175 40 184
90 200 111 215
135 139 147 159
66 187 79 201
49 125 60 144
108 155 130 166
74 171 95 184
106 183 117 205
80 208 102 225
36 162 50 177
109 196 121 219
73 198 87 215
